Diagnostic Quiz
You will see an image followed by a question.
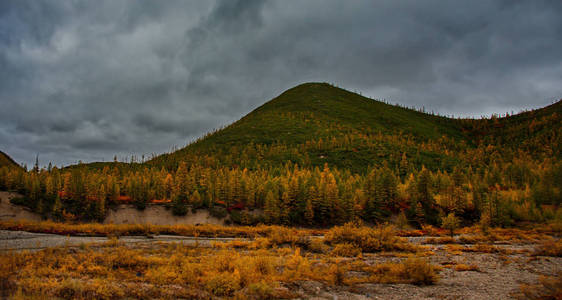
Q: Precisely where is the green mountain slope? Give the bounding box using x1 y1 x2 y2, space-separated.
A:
466 100 562 156
192 82 466 146
148 82 560 173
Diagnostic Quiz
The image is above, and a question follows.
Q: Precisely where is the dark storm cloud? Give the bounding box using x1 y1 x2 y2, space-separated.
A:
1 0 561 166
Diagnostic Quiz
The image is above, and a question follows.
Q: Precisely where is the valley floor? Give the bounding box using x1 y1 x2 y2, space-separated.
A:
0 223 560 299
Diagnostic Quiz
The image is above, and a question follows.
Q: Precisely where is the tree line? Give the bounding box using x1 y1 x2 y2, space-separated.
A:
1 153 559 227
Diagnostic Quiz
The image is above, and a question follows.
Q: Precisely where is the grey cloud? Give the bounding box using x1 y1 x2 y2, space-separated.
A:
0 0 561 166
132 113 217 135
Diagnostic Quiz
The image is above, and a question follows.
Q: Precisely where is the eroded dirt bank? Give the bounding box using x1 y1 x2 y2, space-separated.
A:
1 191 224 225
0 191 41 222
103 204 224 225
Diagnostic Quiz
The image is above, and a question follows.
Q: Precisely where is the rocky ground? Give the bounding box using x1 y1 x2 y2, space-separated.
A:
1 228 559 299
290 244 560 300
0 229 240 252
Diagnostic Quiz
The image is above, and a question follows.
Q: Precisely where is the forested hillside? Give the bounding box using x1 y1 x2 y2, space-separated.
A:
0 83 560 226
149 83 471 173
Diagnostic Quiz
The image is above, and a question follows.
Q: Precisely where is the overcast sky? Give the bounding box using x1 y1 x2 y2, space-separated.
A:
1 0 561 167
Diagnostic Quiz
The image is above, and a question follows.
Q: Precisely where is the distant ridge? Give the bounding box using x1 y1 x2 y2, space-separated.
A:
0 151 21 169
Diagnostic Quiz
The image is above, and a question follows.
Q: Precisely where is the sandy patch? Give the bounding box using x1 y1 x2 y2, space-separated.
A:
104 204 225 225
1 191 225 226
0 191 41 222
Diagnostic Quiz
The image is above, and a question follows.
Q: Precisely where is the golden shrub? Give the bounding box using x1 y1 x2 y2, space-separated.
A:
266 226 304 246
331 243 361 257
307 237 329 253
458 235 487 244
324 222 415 253
400 258 439 285
212 250 238 272
205 271 241 297
282 248 311 281
241 281 276 300
424 237 456 244
251 256 275 276
327 263 347 285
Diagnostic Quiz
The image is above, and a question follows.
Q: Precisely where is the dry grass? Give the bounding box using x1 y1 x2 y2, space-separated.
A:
454 264 480 272
306 237 329 253
0 244 287 298
351 258 440 286
0 237 441 298
0 219 318 239
532 240 562 257
4 220 557 298
485 227 555 244
424 236 456 244
445 244 464 255
401 258 441 285
458 235 488 244
419 224 560 245
518 272 562 300
331 243 362 257
213 240 253 249
462 243 504 254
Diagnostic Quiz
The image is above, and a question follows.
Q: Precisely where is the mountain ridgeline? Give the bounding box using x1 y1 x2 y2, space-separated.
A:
0 83 560 226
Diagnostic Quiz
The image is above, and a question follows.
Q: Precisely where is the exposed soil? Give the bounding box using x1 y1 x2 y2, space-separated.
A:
104 204 224 225
0 191 41 222
0 191 224 225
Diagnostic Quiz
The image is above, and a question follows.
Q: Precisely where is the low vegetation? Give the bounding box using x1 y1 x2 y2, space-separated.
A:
1 223 442 299
0 219 319 239
532 240 562 257
454 264 480 272
324 222 418 252
1 218 560 298
519 272 562 300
